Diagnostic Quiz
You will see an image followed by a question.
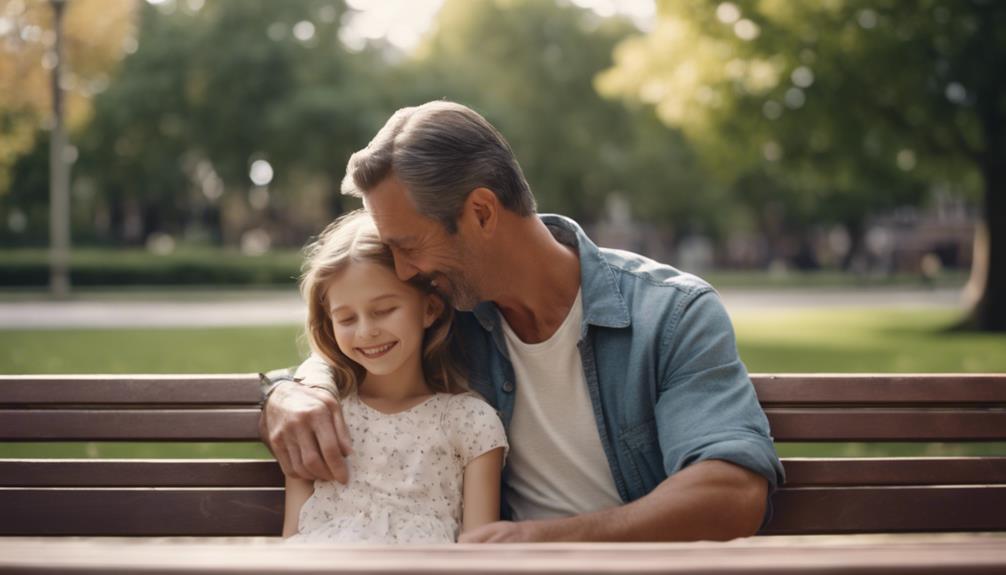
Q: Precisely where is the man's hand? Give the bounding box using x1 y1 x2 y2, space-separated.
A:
458 520 542 543
259 380 353 483
464 460 768 543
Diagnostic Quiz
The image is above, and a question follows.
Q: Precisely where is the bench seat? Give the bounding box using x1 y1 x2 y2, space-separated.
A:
1 373 1004 537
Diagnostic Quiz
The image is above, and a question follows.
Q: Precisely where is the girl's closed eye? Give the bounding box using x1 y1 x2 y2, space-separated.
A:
374 307 397 317
335 315 356 326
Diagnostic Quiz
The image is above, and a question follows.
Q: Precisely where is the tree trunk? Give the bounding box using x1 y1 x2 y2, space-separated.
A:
840 218 865 272
959 160 1006 331
956 3 1004 332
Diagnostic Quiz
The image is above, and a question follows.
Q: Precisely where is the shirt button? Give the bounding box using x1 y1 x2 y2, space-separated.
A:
502 380 514 393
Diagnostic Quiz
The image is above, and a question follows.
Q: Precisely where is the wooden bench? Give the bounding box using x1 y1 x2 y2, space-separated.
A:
1 373 1004 537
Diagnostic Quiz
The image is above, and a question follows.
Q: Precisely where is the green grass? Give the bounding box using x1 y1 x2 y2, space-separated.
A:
2 308 1004 459
0 326 305 374
733 308 1006 373
4 309 1000 375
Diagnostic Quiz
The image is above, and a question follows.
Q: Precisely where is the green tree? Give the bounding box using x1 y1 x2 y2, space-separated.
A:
399 0 716 237
599 0 1005 330
73 0 383 245
0 0 134 244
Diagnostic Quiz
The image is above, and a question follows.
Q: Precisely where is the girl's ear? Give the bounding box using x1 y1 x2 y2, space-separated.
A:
423 294 444 328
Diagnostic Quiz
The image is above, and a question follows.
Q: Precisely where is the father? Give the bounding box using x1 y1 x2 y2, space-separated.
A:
261 101 784 542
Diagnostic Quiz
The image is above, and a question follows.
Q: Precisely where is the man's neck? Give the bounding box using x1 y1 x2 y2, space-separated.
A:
492 216 581 344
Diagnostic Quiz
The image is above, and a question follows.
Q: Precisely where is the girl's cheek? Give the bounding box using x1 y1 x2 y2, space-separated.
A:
333 325 353 342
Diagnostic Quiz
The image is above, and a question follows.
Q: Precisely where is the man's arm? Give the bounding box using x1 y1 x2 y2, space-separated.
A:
459 459 766 542
259 354 353 482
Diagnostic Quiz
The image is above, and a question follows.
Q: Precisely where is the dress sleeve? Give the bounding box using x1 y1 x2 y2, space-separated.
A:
445 393 509 466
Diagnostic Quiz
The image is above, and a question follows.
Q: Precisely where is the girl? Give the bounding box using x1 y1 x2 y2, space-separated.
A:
283 210 508 544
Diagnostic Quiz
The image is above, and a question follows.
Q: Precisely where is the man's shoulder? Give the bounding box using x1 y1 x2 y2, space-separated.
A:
598 246 714 298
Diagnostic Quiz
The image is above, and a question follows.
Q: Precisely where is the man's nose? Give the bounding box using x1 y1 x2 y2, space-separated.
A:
392 252 420 282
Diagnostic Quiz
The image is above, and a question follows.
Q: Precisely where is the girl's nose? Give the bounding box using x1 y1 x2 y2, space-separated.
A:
358 320 379 339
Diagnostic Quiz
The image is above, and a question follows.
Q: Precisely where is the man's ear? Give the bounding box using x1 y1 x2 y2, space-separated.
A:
463 188 499 237
423 294 445 328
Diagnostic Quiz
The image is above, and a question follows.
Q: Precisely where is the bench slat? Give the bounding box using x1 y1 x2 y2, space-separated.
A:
6 374 1004 406
4 536 1006 575
3 374 1004 407
4 458 1004 488
2 485 1003 536
763 485 1006 534
0 488 283 536
766 408 1006 441
0 410 261 440
782 457 1006 487
0 460 284 487
5 408 1004 442
0 374 263 405
751 374 1006 405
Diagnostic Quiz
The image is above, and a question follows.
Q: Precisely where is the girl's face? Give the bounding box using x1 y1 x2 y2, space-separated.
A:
325 260 440 379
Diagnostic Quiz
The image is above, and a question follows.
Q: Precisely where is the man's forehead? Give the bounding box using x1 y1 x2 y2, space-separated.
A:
363 180 436 244
364 199 416 244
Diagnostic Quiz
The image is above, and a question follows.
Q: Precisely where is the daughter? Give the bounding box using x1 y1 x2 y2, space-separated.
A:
283 210 508 544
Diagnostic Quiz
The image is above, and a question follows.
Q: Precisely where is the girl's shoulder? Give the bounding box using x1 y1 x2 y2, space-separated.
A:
441 391 503 432
440 392 508 464
442 390 495 413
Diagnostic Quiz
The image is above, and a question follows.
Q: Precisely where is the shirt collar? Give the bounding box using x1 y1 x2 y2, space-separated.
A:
472 214 631 333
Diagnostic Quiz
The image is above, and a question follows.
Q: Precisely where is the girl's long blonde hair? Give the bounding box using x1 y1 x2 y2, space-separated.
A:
300 209 464 398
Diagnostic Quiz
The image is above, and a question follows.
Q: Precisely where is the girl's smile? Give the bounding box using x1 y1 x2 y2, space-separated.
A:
356 341 398 359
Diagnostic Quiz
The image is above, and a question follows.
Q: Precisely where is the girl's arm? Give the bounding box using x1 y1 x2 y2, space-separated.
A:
461 447 505 534
282 476 315 538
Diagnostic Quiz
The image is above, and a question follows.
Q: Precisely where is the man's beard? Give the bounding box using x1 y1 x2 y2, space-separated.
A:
429 269 481 312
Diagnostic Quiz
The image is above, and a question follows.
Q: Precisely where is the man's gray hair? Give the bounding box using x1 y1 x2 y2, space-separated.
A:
340 101 536 233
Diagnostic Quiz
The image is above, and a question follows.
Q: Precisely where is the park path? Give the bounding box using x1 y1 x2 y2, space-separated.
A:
0 287 965 329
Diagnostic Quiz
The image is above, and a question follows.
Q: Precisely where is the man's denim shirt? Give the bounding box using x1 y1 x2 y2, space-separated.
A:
453 215 785 511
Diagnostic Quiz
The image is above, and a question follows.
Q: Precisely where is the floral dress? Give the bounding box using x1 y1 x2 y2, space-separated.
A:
286 392 508 543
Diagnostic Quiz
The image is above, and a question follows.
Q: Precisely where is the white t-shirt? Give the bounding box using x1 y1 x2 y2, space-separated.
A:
500 289 623 520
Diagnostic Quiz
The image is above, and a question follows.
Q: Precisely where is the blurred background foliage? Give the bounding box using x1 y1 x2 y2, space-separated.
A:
2 0 1004 461
1 0 1003 329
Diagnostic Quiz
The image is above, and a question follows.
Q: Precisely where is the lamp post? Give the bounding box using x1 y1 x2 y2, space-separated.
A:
49 0 70 298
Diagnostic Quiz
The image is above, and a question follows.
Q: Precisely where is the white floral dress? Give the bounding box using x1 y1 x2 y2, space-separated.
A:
286 392 508 544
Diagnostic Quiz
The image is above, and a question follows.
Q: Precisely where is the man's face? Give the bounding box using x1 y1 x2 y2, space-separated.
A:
364 175 484 311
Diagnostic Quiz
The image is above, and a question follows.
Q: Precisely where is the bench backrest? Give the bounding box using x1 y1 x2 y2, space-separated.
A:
1 374 1004 536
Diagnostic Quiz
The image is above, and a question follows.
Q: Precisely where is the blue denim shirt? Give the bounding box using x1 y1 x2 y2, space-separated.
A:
452 214 785 510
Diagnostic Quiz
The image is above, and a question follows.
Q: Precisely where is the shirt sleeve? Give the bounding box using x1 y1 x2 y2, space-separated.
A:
293 353 337 392
446 393 509 466
656 289 785 492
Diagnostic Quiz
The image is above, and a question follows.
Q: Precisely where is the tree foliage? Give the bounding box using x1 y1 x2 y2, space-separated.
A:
599 0 1005 329
0 0 133 199
403 0 714 233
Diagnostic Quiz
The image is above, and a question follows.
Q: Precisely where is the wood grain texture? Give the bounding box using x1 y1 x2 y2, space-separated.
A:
0 374 264 405
1 535 1006 574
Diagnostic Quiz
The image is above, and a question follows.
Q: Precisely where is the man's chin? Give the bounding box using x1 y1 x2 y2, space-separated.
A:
442 288 480 312
433 275 481 311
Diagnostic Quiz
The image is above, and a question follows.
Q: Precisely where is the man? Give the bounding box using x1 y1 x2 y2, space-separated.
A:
261 101 784 542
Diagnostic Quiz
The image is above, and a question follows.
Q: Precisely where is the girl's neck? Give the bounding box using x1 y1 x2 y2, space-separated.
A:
358 362 432 404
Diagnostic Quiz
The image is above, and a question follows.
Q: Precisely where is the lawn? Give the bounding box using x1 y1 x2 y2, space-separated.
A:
733 308 1006 373
2 307 1003 459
